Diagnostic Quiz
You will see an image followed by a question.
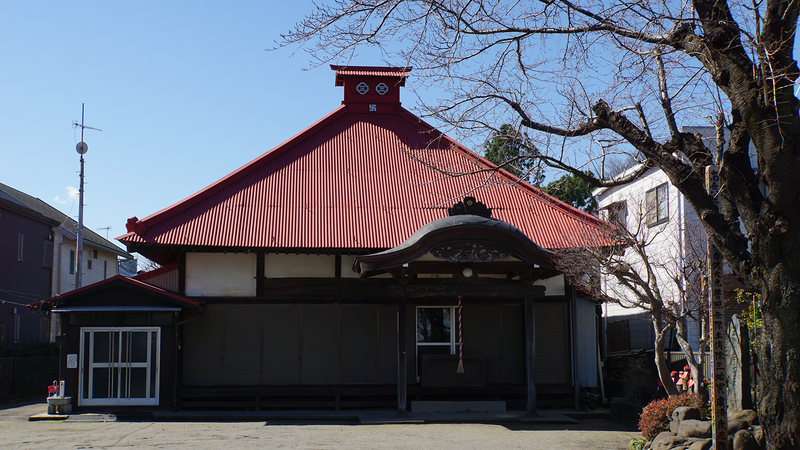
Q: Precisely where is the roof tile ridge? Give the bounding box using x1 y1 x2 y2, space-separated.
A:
122 104 350 236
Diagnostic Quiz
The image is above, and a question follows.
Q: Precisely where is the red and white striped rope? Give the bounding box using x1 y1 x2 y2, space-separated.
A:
457 296 463 364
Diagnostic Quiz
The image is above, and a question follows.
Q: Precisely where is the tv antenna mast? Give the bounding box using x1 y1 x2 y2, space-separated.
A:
98 226 111 239
73 103 101 289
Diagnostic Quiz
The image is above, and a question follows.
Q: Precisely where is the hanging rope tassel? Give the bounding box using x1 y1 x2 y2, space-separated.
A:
456 295 464 373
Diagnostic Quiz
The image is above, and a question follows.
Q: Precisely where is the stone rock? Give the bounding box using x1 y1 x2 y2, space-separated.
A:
678 419 713 439
670 407 702 433
650 431 684 450
686 438 713 450
728 409 759 426
728 419 749 434
732 429 761 450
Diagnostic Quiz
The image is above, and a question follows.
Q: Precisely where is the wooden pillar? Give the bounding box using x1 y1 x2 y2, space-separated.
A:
524 295 538 415
397 295 408 416
524 285 545 415
570 285 580 410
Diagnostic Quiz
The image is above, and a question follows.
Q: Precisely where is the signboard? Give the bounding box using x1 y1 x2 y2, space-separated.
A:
706 165 727 448
67 354 78 369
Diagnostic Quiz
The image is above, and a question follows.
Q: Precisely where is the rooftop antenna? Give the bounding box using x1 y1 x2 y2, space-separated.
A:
98 226 111 239
73 103 101 289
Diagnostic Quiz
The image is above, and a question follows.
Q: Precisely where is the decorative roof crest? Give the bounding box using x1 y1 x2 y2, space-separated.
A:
447 197 492 218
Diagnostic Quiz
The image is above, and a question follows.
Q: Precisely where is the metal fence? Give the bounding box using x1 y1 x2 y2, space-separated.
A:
667 352 712 378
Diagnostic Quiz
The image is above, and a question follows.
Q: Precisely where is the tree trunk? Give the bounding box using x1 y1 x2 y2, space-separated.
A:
758 282 800 449
653 321 680 397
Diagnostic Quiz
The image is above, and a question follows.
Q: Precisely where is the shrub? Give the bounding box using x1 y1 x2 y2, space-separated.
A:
629 438 646 450
638 393 704 441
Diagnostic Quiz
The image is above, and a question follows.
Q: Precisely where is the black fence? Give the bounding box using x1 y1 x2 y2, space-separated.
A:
0 357 59 399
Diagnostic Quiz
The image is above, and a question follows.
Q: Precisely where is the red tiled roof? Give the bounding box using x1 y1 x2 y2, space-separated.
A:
119 68 612 258
332 65 411 85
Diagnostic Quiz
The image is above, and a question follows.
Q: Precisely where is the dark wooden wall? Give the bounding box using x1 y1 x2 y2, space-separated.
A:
181 300 570 388
182 304 398 386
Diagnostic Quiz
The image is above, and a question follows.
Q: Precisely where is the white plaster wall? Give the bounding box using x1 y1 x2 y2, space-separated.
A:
534 274 565 296
186 252 257 297
341 255 361 279
264 254 336 278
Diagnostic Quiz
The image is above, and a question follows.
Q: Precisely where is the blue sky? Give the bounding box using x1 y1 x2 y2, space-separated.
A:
2 2 797 263
1 1 416 258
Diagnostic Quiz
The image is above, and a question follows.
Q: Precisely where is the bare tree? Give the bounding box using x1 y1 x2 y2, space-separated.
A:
561 183 707 397
277 1 800 447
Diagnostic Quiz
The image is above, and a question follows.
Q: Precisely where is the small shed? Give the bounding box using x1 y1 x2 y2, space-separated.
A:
31 275 200 409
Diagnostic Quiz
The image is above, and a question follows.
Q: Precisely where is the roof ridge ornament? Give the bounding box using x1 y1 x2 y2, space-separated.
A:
331 65 411 106
125 216 145 234
448 197 492 218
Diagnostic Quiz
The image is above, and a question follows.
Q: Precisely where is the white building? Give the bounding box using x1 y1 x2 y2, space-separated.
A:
50 222 132 295
594 165 704 354
593 125 755 359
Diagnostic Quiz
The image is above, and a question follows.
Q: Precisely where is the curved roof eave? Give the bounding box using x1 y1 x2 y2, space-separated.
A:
354 215 556 278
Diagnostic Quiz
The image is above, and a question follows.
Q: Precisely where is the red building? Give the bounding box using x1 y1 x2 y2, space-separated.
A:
32 66 611 414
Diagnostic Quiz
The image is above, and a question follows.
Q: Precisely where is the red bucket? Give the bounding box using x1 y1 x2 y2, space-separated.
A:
48 384 59 396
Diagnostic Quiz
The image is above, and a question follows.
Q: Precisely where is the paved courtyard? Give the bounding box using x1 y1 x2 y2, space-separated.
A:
0 400 640 450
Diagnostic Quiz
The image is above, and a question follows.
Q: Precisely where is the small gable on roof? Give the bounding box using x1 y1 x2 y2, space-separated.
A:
30 275 200 312
119 66 611 263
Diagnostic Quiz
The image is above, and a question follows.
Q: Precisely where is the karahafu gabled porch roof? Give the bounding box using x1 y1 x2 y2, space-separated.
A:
354 198 559 280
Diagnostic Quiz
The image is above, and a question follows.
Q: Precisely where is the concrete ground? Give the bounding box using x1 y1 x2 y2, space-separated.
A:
0 398 641 450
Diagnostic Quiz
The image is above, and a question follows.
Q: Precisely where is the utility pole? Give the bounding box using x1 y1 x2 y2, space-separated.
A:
73 104 101 289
